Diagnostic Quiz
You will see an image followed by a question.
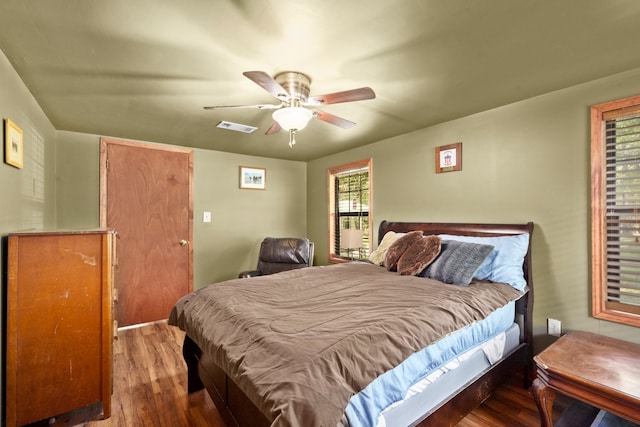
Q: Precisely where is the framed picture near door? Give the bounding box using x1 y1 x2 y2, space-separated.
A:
5 118 23 169
240 166 266 190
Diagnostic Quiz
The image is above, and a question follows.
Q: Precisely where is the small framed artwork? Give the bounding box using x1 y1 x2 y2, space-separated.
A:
435 142 462 174
239 166 266 190
5 118 23 169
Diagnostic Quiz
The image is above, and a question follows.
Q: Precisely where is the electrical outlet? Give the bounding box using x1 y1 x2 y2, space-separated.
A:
547 318 562 337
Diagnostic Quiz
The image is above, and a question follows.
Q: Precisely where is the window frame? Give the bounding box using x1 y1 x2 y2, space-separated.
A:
327 158 373 263
591 94 640 327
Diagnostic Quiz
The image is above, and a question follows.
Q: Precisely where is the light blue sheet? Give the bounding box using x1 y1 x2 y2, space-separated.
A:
344 301 516 427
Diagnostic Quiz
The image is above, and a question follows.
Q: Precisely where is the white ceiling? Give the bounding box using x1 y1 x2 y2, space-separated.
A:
1 0 640 161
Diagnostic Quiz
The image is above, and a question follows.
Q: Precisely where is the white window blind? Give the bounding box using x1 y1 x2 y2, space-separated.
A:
604 110 640 310
328 159 372 262
334 168 369 258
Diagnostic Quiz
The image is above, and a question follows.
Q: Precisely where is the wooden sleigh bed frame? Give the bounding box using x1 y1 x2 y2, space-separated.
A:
180 220 534 427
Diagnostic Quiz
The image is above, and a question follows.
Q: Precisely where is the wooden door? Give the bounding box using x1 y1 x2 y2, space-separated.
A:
100 138 193 327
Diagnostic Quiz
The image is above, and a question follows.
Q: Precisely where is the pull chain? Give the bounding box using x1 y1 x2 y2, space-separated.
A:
288 130 297 148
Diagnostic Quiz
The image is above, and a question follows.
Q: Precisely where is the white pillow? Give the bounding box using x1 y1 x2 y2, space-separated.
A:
368 231 401 265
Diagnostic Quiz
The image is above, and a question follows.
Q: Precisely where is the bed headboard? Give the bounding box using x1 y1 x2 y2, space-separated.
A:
378 220 534 286
377 220 535 383
378 220 533 239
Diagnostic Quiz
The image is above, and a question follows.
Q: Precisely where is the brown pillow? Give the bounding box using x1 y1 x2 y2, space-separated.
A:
397 235 442 275
383 230 424 271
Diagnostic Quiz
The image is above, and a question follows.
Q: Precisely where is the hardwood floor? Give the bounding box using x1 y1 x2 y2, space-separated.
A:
456 378 544 427
98 323 224 427
34 322 565 427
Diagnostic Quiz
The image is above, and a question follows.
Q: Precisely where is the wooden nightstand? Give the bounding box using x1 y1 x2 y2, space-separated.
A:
531 331 640 427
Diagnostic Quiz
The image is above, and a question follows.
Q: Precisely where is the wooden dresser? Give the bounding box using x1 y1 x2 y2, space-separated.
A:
6 230 116 426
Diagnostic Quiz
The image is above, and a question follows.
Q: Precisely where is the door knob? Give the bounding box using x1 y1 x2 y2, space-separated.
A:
179 239 189 247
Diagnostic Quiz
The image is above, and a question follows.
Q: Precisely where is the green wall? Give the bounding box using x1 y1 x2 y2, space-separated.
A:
192 149 307 285
307 67 640 345
55 131 307 288
0 55 57 233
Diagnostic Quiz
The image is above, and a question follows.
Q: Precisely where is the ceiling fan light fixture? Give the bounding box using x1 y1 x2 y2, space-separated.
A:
272 107 313 131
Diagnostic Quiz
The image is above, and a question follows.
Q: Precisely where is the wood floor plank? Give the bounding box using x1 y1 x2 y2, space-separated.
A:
25 322 221 427
29 321 570 427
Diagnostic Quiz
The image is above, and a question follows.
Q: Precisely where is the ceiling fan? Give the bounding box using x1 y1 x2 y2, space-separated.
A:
204 71 376 147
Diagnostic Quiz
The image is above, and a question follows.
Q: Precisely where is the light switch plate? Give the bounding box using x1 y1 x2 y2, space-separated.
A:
203 211 211 223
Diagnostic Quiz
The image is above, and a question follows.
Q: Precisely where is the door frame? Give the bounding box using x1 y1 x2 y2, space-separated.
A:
99 137 194 316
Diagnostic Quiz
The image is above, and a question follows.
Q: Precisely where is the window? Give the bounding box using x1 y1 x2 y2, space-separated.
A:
591 94 640 327
328 159 372 262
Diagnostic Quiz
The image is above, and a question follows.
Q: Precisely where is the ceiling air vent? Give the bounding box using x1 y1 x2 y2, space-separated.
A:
216 121 257 134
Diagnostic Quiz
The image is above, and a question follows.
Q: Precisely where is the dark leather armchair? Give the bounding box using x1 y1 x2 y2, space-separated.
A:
239 237 314 278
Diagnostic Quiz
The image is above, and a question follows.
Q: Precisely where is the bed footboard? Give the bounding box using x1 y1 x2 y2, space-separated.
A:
183 335 269 427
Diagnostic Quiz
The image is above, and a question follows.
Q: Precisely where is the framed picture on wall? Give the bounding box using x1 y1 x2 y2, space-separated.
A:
4 118 23 169
435 142 462 173
239 166 266 190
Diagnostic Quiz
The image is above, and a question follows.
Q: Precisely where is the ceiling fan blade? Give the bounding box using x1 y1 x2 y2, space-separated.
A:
243 71 290 100
306 87 375 106
203 103 282 110
265 121 282 135
313 110 356 129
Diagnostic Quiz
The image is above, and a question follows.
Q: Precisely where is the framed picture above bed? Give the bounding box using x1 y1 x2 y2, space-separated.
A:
435 142 462 174
239 166 266 190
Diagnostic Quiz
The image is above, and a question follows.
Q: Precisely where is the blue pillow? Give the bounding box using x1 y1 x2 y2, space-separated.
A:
437 233 530 291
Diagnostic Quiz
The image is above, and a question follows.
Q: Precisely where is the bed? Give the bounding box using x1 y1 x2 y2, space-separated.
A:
169 220 534 427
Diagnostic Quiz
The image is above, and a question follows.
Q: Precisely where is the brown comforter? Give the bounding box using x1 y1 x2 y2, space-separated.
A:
169 262 522 427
